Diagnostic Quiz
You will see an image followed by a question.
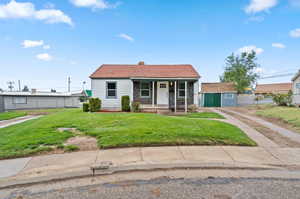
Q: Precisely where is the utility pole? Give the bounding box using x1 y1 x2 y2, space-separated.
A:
7 81 14 91
68 77 71 92
18 80 21 91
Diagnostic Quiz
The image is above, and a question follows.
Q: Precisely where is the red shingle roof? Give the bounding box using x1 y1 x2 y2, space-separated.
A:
90 64 200 79
255 83 292 94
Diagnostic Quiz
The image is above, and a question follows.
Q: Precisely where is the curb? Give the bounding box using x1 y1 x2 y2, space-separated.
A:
0 162 284 190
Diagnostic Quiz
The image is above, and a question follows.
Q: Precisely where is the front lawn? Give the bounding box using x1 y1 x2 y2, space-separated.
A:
0 109 256 159
0 111 27 121
182 112 225 119
256 106 300 132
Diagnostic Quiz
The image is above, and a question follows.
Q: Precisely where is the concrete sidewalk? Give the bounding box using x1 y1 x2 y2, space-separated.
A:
1 146 300 186
0 115 42 128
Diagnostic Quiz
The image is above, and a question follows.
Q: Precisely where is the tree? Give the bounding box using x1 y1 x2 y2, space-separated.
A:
22 85 29 92
220 51 260 94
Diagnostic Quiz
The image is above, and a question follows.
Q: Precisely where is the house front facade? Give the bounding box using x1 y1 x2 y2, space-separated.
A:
90 62 200 112
292 70 300 105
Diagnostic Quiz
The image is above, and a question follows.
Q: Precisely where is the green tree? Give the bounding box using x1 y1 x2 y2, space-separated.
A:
220 51 260 94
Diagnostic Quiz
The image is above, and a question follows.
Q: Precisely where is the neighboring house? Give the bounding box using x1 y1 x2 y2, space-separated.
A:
292 70 300 105
255 83 292 95
0 90 83 111
90 62 200 112
200 82 237 107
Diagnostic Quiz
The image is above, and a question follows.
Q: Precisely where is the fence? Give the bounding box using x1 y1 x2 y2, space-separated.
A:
237 95 273 106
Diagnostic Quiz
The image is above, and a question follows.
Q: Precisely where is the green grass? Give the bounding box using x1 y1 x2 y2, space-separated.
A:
0 109 256 159
182 112 225 119
0 111 27 121
256 106 300 132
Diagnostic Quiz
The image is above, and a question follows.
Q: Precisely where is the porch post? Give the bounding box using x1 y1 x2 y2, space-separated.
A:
152 81 155 108
174 81 177 113
185 81 187 113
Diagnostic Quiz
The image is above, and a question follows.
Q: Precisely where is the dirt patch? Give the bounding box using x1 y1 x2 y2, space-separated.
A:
65 136 98 151
221 109 300 148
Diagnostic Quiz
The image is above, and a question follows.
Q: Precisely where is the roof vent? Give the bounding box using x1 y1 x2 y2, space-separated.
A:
138 61 145 65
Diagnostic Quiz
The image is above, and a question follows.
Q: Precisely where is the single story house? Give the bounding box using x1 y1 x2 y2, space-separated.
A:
0 90 83 112
255 83 292 95
200 82 237 107
292 70 300 105
90 62 200 112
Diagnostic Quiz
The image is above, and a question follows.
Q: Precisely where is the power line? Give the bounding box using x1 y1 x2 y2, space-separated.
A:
260 73 294 79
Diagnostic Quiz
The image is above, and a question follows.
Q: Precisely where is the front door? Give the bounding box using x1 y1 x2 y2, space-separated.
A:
157 81 169 105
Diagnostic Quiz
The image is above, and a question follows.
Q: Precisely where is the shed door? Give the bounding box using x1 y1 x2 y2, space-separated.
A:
204 93 221 107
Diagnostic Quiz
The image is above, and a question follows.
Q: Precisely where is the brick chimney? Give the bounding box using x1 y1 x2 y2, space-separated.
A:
138 61 145 65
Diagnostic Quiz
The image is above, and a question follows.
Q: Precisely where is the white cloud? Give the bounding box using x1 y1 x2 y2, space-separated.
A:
70 0 109 9
43 45 50 49
238 45 264 55
36 53 52 61
245 0 278 14
290 28 300 38
118 33 134 42
272 43 286 48
0 0 73 26
247 16 265 22
22 40 44 48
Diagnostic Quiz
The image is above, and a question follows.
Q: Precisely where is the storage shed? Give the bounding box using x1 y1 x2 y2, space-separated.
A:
200 82 237 107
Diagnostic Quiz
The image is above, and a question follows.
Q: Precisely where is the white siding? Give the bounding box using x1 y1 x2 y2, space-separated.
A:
193 81 199 106
293 76 300 105
91 79 133 110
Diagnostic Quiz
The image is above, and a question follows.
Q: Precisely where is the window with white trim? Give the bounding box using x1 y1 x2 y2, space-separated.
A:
140 82 150 98
13 96 27 104
106 82 117 99
296 83 300 94
178 82 186 98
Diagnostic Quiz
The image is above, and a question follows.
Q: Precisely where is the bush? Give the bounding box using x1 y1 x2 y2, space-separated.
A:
121 96 131 112
188 104 198 113
83 103 89 112
272 91 293 106
131 101 141 112
89 98 101 112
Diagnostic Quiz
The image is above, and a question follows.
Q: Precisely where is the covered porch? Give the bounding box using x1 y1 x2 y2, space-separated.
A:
132 78 197 112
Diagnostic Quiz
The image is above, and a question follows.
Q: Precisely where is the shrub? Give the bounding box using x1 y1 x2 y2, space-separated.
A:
188 104 198 113
272 91 293 106
89 98 101 112
83 103 89 112
121 96 131 112
131 101 141 112
64 145 79 152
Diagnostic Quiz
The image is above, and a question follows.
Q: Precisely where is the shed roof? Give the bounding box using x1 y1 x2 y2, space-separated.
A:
255 83 292 94
90 64 200 79
201 82 237 93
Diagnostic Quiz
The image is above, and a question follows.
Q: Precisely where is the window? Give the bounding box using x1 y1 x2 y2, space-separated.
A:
140 82 150 98
159 83 166 88
178 82 186 98
224 93 234 99
13 97 27 104
106 82 117 99
296 83 300 94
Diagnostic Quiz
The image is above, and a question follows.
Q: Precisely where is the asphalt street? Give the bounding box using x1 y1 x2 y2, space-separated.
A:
3 174 300 199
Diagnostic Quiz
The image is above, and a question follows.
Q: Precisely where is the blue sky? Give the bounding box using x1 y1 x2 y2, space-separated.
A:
0 0 300 91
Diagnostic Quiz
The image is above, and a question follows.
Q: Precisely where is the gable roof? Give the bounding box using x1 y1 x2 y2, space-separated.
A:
255 83 292 94
292 70 300 81
90 64 200 79
201 82 237 93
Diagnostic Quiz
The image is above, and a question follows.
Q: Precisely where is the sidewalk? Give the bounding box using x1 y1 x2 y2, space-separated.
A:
1 145 300 188
0 115 42 128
